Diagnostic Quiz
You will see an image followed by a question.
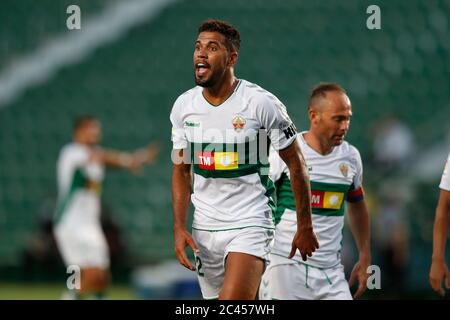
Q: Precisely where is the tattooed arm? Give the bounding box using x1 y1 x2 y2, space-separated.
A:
278 140 319 261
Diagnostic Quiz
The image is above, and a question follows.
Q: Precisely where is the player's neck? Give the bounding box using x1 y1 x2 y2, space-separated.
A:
74 137 95 148
74 136 87 145
202 73 238 106
303 131 334 155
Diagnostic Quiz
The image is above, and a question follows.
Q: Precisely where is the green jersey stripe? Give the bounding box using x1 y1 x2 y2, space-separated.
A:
273 175 352 223
312 207 345 216
258 164 276 216
190 134 269 179
193 165 259 178
54 169 87 224
310 180 351 192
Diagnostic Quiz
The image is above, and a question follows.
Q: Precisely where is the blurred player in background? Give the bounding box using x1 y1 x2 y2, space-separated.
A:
260 83 371 300
170 19 318 299
429 151 450 297
54 115 159 299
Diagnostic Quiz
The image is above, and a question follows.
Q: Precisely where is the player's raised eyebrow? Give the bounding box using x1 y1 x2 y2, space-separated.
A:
195 39 224 47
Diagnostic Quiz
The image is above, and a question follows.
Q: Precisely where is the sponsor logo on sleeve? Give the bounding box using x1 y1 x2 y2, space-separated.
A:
282 124 297 139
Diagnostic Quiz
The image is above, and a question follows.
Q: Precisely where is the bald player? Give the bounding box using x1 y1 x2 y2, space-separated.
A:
260 83 371 300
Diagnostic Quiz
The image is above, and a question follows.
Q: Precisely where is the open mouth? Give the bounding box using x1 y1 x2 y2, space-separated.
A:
195 62 210 77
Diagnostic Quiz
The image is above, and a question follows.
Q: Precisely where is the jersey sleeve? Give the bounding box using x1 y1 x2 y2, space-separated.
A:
347 146 365 203
64 145 90 169
254 93 297 151
170 95 188 150
439 151 450 191
57 145 90 194
268 146 288 182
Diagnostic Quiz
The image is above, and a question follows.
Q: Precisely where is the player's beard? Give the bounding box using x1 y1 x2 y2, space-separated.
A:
194 67 224 88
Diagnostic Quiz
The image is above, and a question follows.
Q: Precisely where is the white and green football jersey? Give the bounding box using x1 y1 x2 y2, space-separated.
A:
54 143 104 226
170 79 297 231
269 132 364 268
439 151 450 191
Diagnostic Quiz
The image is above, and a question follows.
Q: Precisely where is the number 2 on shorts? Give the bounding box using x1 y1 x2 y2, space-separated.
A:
194 254 204 277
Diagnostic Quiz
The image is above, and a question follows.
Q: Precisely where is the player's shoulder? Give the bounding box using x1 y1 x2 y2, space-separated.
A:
60 142 78 154
239 80 287 119
339 140 362 161
239 79 279 103
59 143 88 160
173 87 201 106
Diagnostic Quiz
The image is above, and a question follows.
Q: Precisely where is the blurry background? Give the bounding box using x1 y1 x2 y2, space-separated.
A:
0 0 449 299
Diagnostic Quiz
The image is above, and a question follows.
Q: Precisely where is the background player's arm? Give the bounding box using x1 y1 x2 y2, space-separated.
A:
172 149 198 271
278 140 319 261
429 189 450 296
93 143 160 172
347 198 371 299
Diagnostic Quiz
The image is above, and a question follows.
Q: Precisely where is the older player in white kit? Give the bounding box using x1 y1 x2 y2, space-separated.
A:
54 115 158 299
260 83 371 300
429 151 450 296
171 19 318 300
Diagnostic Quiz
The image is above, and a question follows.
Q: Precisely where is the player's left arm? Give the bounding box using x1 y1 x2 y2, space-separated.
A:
429 189 450 296
347 195 371 299
93 143 160 172
346 147 371 299
347 199 372 299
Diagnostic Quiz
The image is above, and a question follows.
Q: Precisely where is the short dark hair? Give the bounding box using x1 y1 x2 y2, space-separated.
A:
73 115 97 132
308 82 347 109
198 19 241 52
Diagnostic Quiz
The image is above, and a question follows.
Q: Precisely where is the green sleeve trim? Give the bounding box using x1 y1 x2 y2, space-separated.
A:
310 180 351 192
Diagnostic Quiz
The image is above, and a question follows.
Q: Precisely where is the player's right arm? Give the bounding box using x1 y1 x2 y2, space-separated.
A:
92 143 160 172
172 149 198 271
170 94 198 271
430 188 450 296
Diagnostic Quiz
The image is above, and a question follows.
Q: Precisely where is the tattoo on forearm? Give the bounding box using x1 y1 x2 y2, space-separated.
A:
292 162 311 218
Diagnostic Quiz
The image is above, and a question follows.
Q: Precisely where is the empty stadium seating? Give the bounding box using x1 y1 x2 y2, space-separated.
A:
0 0 449 290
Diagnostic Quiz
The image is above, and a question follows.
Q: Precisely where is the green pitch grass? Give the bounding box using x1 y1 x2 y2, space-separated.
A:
0 283 136 300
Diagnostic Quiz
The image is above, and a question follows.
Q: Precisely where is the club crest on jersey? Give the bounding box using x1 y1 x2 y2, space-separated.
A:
232 115 246 132
339 163 349 177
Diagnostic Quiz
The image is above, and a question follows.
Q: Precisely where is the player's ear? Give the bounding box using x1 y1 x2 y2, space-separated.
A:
228 51 238 67
309 108 318 124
